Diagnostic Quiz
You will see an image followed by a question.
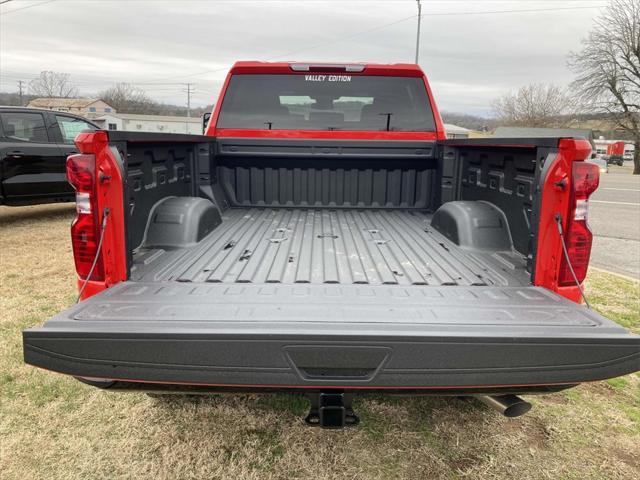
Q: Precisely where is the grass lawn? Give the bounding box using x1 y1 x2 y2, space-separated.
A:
1 204 638 479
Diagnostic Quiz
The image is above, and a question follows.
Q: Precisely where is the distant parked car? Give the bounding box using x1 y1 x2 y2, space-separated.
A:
587 157 609 174
606 141 626 166
0 106 98 206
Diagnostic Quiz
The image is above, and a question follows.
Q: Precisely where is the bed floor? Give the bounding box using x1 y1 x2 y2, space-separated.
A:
131 208 530 287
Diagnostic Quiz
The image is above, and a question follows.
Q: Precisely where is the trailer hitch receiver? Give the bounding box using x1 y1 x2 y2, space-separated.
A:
305 392 359 428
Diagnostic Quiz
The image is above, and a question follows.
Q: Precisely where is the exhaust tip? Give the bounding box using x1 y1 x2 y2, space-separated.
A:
475 394 532 418
503 399 532 418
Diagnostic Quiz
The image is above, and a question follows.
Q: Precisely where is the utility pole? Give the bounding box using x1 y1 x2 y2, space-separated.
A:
184 83 194 133
17 80 25 106
415 0 422 64
185 83 193 118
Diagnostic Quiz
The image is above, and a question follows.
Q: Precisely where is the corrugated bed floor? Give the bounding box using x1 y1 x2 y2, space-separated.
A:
131 208 529 286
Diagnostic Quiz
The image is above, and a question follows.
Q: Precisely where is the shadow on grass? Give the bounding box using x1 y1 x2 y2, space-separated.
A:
147 391 485 428
0 203 75 226
142 391 494 474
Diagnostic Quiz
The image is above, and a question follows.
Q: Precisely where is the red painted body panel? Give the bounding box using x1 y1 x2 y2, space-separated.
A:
213 128 439 141
228 61 425 77
74 131 127 300
533 139 593 302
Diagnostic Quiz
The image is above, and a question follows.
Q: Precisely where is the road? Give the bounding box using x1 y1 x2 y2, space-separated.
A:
588 163 640 279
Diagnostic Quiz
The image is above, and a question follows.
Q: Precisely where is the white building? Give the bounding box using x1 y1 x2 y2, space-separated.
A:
91 113 202 134
443 123 471 139
28 97 116 115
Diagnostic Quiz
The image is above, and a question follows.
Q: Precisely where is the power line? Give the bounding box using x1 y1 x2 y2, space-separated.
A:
268 14 419 61
1 1 606 89
420 5 606 17
0 0 57 15
152 11 422 82
415 0 421 64
152 3 605 82
152 66 230 83
62 0 605 2
0 73 196 91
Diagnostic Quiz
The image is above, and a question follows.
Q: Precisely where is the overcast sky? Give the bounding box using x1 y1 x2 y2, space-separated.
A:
0 0 607 116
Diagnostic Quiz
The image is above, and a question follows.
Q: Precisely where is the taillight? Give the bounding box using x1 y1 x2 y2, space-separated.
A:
67 153 104 281
572 160 600 198
558 161 599 286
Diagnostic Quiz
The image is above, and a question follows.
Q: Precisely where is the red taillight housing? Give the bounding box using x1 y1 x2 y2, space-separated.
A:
558 161 600 286
67 153 104 281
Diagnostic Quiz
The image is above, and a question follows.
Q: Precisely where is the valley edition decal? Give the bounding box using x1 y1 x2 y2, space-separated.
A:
304 75 352 82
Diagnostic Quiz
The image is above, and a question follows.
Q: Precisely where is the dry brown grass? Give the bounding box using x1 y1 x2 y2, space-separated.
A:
1 204 638 480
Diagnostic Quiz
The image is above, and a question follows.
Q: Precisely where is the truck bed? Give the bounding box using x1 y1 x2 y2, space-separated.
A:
21 134 640 394
131 208 529 287
24 209 638 391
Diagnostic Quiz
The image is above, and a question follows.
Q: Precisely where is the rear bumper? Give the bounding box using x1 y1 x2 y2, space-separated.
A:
23 282 640 391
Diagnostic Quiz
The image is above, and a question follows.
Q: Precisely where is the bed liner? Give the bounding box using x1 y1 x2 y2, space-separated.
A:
130 208 530 287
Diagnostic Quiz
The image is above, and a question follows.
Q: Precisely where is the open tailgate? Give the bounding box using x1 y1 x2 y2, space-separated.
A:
23 282 639 389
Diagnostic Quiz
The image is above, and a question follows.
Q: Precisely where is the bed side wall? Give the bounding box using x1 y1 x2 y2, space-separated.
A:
440 144 541 261
115 140 212 254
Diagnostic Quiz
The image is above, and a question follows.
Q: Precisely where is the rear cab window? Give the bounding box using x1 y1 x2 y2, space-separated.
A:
54 114 96 144
217 74 436 132
0 111 50 143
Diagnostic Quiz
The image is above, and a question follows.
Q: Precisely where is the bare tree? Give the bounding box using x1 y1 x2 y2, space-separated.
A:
492 83 574 127
569 0 640 174
98 83 158 114
28 71 78 98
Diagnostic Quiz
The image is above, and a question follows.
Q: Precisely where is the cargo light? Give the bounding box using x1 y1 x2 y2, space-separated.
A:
289 63 366 73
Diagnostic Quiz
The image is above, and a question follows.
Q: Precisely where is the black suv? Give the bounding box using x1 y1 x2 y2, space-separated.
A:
0 106 98 206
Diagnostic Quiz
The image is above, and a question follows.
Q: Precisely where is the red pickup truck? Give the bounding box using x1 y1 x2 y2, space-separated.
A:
23 62 639 427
